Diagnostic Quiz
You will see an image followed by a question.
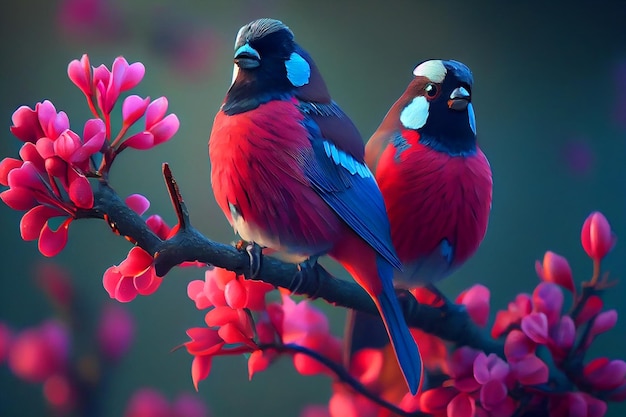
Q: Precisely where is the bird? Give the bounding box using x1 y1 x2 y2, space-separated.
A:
365 58 492 288
208 18 422 394
345 59 492 398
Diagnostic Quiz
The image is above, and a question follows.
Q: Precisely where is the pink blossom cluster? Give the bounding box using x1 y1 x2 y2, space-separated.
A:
301 212 623 417
184 267 342 390
0 54 179 258
102 193 199 302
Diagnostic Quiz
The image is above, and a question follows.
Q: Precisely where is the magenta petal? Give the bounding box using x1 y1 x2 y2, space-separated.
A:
513 355 549 385
37 101 69 139
458 284 490 327
20 206 65 240
0 158 23 186
473 352 490 384
590 309 618 337
103 266 122 299
123 131 154 150
67 54 92 97
38 218 71 257
8 162 44 190
532 282 563 325
581 211 614 261
18 143 45 171
35 137 56 159
551 315 576 350
68 171 94 209
539 251 575 293
122 95 150 127
134 268 159 294
54 130 81 162
447 393 475 417
145 97 168 129
0 187 38 210
188 280 205 300
118 247 153 276
120 61 145 91
504 329 536 362
72 119 106 162
480 380 507 411
10 105 44 143
125 193 150 215
150 114 179 145
115 276 138 303
521 312 549 344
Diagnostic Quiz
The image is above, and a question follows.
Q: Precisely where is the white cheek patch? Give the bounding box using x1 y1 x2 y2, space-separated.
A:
413 60 447 83
468 103 477 135
285 52 311 87
400 96 429 129
231 64 239 85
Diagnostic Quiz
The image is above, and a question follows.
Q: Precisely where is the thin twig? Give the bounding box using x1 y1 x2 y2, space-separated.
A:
260 343 427 417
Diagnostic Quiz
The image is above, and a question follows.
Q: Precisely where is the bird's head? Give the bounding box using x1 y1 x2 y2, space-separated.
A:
227 19 313 100
393 59 477 155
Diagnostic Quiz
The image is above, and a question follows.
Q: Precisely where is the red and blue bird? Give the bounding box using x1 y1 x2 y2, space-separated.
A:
208 18 422 394
366 59 493 287
346 59 493 396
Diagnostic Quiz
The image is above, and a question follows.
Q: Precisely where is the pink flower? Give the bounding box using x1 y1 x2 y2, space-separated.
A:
535 251 575 293
93 56 145 114
456 284 490 327
491 293 532 339
123 97 180 150
184 327 224 390
521 312 549 344
125 193 151 216
583 357 626 391
98 302 134 361
510 354 548 385
549 392 607 417
67 54 93 99
122 95 151 128
8 320 70 383
532 282 563 326
10 101 69 143
187 267 274 311
103 246 161 302
504 330 536 362
581 211 616 262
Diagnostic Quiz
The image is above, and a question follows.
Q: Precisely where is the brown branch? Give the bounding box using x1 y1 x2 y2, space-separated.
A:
84 165 503 357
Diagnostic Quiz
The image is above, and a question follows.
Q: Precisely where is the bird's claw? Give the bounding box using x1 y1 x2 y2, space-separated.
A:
290 258 320 296
237 240 262 279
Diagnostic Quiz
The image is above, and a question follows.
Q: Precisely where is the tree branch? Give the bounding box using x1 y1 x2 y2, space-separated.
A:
86 164 503 356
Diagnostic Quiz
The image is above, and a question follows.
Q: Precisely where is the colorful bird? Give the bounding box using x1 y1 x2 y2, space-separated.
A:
208 18 422 394
365 59 493 287
346 60 492 398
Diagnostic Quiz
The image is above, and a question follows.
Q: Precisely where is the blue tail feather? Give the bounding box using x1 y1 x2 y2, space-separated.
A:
376 256 423 395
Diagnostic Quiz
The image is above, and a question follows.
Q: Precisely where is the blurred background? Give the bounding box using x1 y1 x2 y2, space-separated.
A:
0 0 625 416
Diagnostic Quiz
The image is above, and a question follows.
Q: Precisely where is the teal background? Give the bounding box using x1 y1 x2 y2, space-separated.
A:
1 1 625 416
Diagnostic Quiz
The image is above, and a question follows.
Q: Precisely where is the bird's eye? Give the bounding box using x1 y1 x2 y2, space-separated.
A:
425 83 438 98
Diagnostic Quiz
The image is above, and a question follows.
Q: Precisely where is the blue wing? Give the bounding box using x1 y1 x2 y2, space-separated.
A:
301 115 402 270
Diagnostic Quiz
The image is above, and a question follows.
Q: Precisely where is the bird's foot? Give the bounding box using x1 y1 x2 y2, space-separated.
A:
236 240 262 279
290 257 320 296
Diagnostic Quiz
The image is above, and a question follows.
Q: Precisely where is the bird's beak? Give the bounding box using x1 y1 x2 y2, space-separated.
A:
448 86 471 111
234 43 260 69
